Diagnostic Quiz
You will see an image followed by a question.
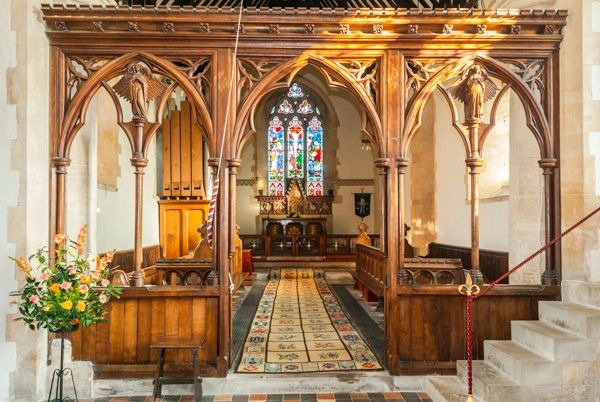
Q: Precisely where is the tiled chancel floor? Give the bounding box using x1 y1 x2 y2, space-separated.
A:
89 392 432 402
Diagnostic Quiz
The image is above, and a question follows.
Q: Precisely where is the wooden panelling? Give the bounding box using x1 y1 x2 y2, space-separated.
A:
427 242 509 283
162 119 171 197
161 100 206 200
389 285 558 375
191 123 204 197
64 287 221 378
159 200 210 258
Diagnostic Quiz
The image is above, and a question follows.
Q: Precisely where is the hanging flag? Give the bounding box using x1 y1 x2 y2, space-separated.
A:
354 193 371 218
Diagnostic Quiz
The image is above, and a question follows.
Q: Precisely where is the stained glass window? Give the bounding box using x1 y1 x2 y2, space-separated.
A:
267 83 324 196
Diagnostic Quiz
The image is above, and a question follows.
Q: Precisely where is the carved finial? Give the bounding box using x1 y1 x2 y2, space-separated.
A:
476 24 487 34
234 24 245 34
193 221 213 260
356 221 371 246
372 24 383 34
511 24 521 35
543 25 556 35
162 22 175 32
458 273 481 297
199 23 210 33
127 21 140 32
339 24 350 34
112 62 166 121
54 21 68 31
407 24 418 34
449 64 499 124
304 24 315 34
442 24 454 35
91 21 104 32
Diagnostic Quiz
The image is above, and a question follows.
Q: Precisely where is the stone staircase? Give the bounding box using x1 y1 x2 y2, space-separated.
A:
425 280 600 402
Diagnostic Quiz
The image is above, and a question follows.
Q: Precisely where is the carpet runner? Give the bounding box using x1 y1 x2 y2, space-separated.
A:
237 268 382 373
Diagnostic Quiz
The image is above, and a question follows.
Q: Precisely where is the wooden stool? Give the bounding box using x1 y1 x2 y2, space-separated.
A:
150 337 205 401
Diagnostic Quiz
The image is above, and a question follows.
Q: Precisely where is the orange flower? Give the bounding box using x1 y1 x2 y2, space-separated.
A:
105 250 115 264
80 275 91 284
76 226 88 255
54 233 66 247
16 257 32 273
49 283 60 293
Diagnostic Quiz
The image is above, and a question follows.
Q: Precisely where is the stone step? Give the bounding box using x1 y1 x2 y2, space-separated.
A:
425 376 480 402
539 301 600 338
510 320 596 361
562 280 600 309
457 360 524 402
484 340 561 385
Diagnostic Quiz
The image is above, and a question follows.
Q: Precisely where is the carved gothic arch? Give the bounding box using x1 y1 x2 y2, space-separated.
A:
233 54 383 160
56 51 215 160
401 54 553 160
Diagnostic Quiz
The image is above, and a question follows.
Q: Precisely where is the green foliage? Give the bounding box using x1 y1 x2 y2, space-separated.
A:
10 227 121 332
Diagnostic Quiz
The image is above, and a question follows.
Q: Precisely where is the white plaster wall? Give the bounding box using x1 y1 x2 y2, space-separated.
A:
0 1 19 400
96 134 159 252
433 93 510 251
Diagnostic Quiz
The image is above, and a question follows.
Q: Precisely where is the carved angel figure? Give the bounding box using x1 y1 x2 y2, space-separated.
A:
450 65 498 123
112 62 165 121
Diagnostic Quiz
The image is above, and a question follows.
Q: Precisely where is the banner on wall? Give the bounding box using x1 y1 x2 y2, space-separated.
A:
354 193 371 219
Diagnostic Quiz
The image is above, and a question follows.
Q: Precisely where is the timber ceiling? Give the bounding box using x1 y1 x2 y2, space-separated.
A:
120 0 480 9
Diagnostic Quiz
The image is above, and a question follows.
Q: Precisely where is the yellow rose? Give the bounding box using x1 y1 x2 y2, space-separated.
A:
76 301 86 312
60 300 73 310
49 283 60 293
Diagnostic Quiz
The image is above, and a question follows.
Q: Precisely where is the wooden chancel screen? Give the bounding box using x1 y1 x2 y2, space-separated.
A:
43 4 566 378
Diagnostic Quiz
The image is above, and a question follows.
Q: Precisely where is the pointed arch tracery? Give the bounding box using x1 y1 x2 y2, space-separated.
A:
401 54 553 161
233 54 383 160
56 52 215 160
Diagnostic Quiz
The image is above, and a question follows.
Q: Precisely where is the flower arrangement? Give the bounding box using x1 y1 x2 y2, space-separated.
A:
10 227 121 332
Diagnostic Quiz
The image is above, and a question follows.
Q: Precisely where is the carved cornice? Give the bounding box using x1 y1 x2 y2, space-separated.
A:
42 6 568 46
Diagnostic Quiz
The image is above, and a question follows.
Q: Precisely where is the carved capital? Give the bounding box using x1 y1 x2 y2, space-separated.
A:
397 157 410 173
207 157 221 172
53 157 71 172
538 158 557 173
374 157 390 170
227 158 242 173
465 157 484 170
130 157 149 169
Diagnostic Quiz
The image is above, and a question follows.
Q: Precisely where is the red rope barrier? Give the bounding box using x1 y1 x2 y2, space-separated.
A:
475 204 600 299
461 205 600 400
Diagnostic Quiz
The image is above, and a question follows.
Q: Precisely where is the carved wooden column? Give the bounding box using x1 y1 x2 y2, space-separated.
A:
397 157 411 284
53 157 71 235
539 158 558 285
130 146 148 288
228 158 241 257
207 157 220 270
466 125 484 284
375 158 389 254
